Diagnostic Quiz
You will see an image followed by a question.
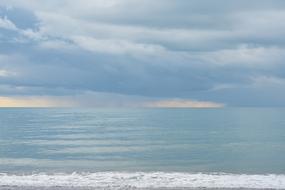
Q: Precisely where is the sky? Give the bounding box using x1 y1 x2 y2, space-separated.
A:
0 0 285 107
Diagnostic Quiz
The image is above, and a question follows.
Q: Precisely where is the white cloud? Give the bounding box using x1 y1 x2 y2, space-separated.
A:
0 69 10 77
1 1 285 106
203 45 285 66
233 10 285 37
0 96 74 107
22 8 285 62
0 16 17 30
145 99 224 108
4 2 285 58
251 76 285 87
20 28 45 40
39 40 75 50
0 69 16 77
0 92 226 108
72 36 165 55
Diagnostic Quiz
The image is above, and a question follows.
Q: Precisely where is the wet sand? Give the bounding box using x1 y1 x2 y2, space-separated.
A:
0 187 258 190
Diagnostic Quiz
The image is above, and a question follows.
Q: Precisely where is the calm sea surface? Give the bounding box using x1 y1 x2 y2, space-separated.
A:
0 108 285 189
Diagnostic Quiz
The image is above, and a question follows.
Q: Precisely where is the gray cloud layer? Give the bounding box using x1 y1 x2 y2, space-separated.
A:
1 0 285 106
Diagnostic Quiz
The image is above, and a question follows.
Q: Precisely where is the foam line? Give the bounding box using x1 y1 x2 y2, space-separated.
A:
1 172 285 189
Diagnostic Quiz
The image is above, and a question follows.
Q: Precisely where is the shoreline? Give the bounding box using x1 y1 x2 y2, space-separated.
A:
0 172 284 189
0 187 261 190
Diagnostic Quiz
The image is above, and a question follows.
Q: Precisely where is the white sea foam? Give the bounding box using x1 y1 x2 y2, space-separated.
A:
0 172 285 189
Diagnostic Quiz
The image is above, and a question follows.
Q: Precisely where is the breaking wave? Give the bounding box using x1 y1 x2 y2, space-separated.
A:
1 172 285 189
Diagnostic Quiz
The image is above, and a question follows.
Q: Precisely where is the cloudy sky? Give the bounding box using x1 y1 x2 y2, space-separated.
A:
0 0 285 107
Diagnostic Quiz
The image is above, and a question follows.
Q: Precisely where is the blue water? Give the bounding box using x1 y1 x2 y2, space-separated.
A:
0 108 284 175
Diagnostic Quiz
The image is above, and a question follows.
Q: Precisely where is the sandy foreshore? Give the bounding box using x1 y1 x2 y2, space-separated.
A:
0 187 260 190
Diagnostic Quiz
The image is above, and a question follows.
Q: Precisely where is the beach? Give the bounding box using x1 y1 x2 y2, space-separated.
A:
0 187 266 190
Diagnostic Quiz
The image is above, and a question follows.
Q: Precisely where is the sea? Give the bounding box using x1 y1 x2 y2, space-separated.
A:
0 108 285 189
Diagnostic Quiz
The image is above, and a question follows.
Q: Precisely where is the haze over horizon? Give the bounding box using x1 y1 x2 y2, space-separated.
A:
1 0 285 107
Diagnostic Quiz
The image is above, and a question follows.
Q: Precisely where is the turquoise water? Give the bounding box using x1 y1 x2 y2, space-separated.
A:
1 108 285 189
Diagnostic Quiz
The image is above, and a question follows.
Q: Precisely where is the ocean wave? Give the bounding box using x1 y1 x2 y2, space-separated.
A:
0 172 285 189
